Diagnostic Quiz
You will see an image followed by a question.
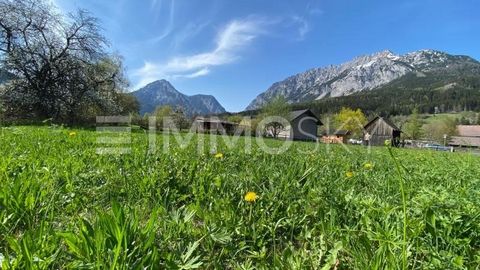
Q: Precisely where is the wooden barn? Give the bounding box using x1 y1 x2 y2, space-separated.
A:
192 117 238 135
363 117 401 146
321 130 351 144
277 109 323 141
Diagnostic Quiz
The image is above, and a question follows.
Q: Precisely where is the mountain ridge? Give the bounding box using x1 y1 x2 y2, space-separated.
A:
246 49 480 110
131 80 226 116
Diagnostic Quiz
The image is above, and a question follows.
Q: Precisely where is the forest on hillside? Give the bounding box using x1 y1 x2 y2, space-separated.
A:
296 72 480 117
235 73 480 119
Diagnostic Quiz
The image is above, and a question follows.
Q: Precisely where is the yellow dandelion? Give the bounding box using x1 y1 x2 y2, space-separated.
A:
345 171 354 178
364 163 373 170
69 132 77 137
214 153 223 159
244 191 258 202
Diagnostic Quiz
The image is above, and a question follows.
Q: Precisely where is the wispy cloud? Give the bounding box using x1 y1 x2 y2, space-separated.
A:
309 8 324 16
305 0 324 15
133 16 269 89
174 68 211 79
150 0 161 10
147 0 175 43
170 21 211 51
291 16 310 41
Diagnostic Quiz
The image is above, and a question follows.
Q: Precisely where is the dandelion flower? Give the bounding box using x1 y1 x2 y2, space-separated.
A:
69 132 76 137
214 153 223 159
364 163 373 170
345 171 354 178
244 191 258 202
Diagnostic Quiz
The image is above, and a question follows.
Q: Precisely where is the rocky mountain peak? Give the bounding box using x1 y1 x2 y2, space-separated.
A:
131 80 226 116
246 49 480 110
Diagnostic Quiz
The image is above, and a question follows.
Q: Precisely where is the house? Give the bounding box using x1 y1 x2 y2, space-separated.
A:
192 117 238 135
278 109 323 141
363 116 401 146
449 125 480 148
321 130 351 144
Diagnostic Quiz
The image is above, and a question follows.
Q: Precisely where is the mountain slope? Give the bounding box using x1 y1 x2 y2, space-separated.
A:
131 80 226 116
290 75 480 117
246 50 480 110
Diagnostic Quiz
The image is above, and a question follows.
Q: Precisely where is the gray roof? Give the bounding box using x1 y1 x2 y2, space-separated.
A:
449 136 480 147
334 130 351 136
364 116 401 131
322 130 351 136
289 109 322 125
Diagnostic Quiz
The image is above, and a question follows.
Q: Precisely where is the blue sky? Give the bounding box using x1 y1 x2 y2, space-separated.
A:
54 0 480 112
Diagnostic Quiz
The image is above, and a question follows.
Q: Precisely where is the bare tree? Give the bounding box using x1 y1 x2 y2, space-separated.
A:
0 0 133 123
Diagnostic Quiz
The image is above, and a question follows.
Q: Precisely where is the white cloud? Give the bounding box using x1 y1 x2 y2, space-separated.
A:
175 68 211 79
148 0 175 43
133 16 267 89
291 16 310 41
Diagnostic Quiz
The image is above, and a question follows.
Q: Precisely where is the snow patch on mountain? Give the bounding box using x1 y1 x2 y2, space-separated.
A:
246 49 479 110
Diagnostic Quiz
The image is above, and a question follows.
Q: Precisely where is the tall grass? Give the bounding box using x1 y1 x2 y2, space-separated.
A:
0 126 479 269
386 144 408 270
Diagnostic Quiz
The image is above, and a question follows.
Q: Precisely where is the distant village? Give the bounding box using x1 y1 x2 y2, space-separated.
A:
190 108 480 152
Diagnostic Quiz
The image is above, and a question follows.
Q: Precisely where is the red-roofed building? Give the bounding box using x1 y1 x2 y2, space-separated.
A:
449 125 480 148
457 125 480 137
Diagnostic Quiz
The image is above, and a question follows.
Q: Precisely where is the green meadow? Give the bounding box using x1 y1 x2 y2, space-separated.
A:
0 126 479 269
